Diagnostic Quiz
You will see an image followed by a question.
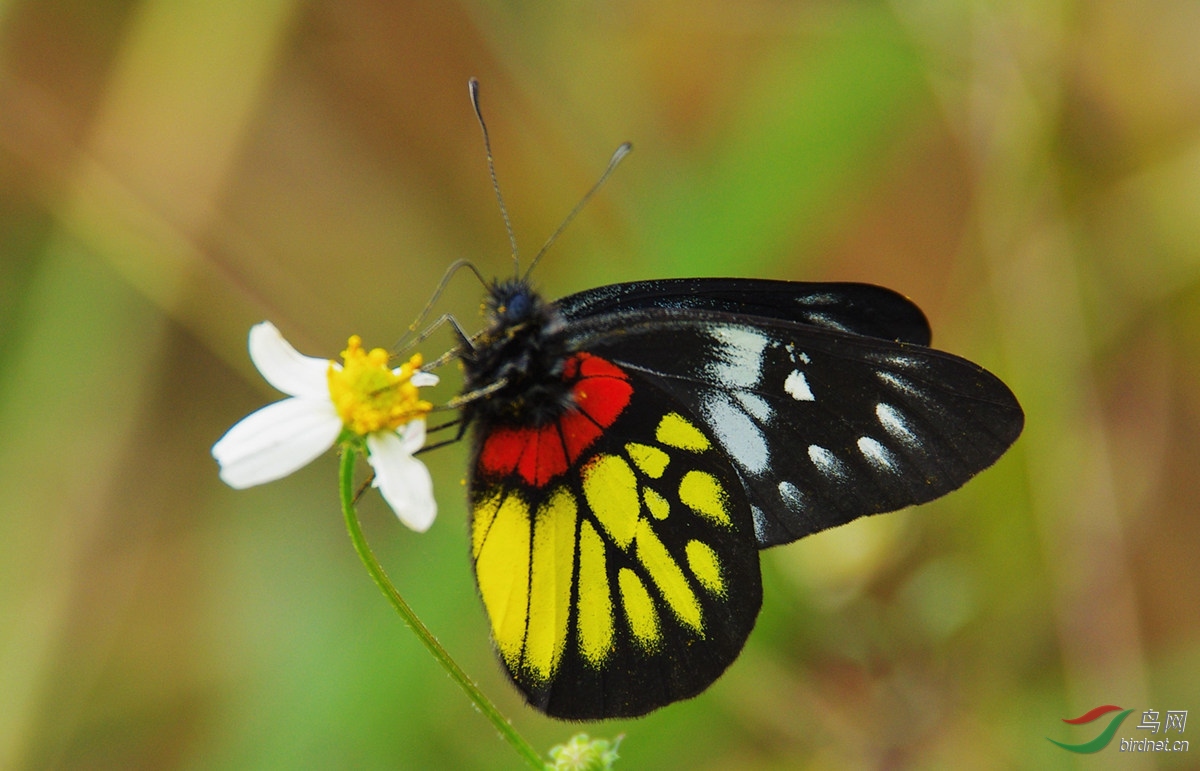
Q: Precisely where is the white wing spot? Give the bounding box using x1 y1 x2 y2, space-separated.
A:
778 480 806 510
805 312 852 333
736 391 772 422
807 444 845 479
799 352 811 364
705 326 767 388
876 371 922 397
857 436 897 471
703 392 770 475
876 403 918 447
784 370 815 401
885 353 924 370
750 506 767 542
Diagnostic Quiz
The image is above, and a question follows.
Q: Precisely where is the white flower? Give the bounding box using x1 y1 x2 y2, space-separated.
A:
212 322 440 531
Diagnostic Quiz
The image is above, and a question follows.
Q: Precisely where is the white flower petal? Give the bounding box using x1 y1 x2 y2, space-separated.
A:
367 430 436 532
213 397 341 488
248 321 333 398
410 371 439 388
398 418 426 454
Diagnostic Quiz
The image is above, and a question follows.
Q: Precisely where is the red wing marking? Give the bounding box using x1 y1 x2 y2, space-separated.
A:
478 353 632 486
572 364 633 427
569 352 626 380
516 424 569 487
479 427 524 476
558 409 603 464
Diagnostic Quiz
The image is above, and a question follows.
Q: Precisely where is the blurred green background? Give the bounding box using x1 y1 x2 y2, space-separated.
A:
2 1 1198 769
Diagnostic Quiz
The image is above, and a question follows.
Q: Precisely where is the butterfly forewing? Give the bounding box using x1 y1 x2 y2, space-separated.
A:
564 307 1024 547
468 362 762 719
556 279 933 345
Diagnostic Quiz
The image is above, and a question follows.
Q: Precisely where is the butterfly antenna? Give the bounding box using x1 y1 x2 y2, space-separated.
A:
393 258 488 352
469 78 520 277
524 141 632 281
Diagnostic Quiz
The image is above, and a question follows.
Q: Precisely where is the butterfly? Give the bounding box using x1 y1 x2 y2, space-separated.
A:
443 79 1023 721
452 274 1023 720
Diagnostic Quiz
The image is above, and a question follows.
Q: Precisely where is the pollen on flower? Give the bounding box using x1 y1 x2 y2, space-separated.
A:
327 336 433 436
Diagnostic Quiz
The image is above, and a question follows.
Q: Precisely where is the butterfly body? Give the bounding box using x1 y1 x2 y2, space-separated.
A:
458 277 1023 720
461 277 572 429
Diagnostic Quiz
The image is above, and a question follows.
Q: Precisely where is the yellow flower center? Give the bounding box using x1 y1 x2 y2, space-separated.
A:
327 336 432 435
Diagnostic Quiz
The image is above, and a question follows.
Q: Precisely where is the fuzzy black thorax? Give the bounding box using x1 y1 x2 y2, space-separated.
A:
459 278 574 428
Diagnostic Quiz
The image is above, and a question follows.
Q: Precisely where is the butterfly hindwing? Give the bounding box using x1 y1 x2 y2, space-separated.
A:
468 354 762 719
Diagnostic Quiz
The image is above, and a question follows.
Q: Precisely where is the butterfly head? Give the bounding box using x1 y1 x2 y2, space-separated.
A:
485 276 544 328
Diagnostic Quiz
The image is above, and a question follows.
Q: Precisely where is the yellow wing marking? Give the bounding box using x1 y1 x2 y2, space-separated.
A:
635 519 702 633
643 487 670 520
656 412 710 452
539 408 736 666
474 492 530 669
618 568 661 649
471 488 504 559
576 519 614 666
685 539 725 596
678 470 732 527
625 442 670 478
581 453 639 548
525 486 578 681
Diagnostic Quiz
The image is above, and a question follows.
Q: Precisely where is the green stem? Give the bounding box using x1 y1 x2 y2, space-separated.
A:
338 448 546 770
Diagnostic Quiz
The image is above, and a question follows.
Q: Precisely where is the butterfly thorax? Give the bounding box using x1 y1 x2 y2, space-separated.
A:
460 278 574 428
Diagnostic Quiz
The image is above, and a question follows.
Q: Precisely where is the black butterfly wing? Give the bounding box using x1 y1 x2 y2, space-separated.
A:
560 306 1023 548
556 278 933 345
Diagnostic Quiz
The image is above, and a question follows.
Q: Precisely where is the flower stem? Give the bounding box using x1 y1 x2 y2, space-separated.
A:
338 448 546 770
